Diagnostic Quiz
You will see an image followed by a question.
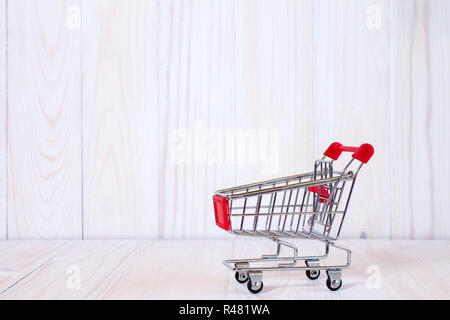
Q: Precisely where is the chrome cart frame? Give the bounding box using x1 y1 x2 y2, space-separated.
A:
213 142 374 293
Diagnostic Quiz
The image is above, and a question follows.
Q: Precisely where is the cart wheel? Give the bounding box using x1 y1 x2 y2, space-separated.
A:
247 279 263 294
306 269 321 280
326 277 342 291
235 271 248 283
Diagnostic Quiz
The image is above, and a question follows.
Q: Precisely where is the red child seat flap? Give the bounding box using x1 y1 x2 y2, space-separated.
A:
213 195 230 231
308 186 330 203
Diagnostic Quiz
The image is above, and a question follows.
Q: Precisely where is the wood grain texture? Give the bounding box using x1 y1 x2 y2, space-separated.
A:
92 240 233 299
0 0 449 240
158 0 237 238
313 0 391 238
427 1 450 240
7 0 82 239
82 0 159 238
0 240 142 299
391 0 450 239
225 238 450 299
0 240 75 294
234 0 314 184
0 240 448 299
0 0 6 240
0 240 233 299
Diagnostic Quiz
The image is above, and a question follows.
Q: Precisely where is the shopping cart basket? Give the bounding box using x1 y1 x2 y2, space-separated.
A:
213 142 374 293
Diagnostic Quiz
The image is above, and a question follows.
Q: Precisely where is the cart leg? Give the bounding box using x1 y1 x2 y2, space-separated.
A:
261 237 281 259
247 271 263 294
277 239 298 267
326 270 342 291
234 262 249 284
261 237 298 267
329 241 352 267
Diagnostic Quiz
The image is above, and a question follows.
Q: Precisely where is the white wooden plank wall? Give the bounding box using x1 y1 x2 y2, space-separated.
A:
235 0 315 184
158 0 236 238
82 0 159 238
426 1 450 240
6 0 82 239
391 0 450 239
0 0 449 240
313 0 391 238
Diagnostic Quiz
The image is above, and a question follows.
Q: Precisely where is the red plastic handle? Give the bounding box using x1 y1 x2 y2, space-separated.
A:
324 142 374 163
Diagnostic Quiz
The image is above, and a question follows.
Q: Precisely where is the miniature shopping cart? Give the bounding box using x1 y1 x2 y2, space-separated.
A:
213 142 374 294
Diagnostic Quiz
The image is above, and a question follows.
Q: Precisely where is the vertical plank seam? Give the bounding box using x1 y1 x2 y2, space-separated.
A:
388 0 394 239
156 0 161 239
311 0 316 156
233 0 239 185
80 0 84 240
423 1 435 239
159 0 168 239
157 0 173 239
407 2 415 238
4 0 8 240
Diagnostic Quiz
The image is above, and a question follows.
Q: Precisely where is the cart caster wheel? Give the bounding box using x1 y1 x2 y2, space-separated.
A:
305 260 320 280
326 277 342 291
247 280 263 294
235 271 248 283
306 269 321 280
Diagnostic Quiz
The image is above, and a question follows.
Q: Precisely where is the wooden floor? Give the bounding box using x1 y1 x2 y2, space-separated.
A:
0 239 448 300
